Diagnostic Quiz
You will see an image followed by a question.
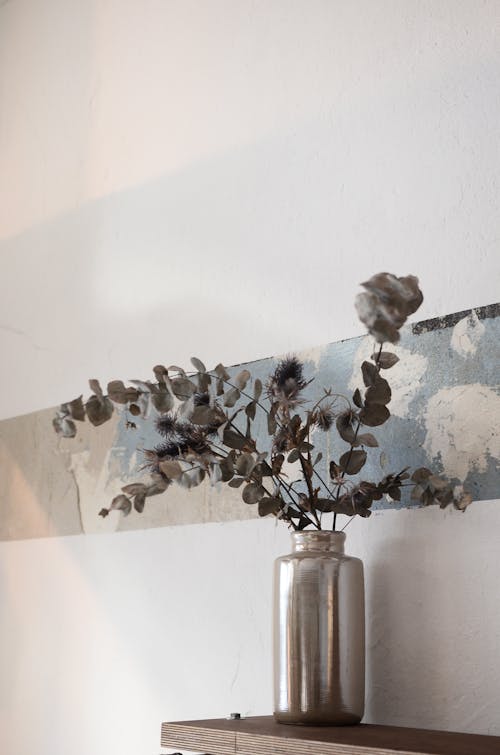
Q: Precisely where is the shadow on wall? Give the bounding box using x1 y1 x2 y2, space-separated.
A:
2 34 500 420
365 519 500 734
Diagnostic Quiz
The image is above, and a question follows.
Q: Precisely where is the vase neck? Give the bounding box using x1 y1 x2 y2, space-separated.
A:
291 531 346 553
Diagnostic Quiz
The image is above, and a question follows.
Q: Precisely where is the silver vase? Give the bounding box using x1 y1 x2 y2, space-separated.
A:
273 530 365 725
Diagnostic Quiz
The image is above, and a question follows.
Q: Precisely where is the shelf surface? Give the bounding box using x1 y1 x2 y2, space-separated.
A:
161 715 500 755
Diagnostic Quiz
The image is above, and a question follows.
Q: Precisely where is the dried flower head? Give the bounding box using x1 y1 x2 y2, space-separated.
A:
266 356 308 410
312 404 336 431
355 273 423 343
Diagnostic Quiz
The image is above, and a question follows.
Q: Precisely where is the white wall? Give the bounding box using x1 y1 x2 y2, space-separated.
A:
0 2 499 754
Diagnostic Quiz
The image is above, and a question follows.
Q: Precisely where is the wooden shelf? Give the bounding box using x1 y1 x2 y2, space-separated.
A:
161 715 500 755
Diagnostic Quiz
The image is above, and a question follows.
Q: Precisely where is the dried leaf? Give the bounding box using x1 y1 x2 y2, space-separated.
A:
190 405 217 425
68 396 85 421
190 357 207 373
336 411 356 443
110 494 132 516
218 455 234 482
153 365 169 383
267 411 277 435
223 428 248 451
254 379 263 402
387 485 401 501
52 414 76 438
234 369 251 390
329 460 341 479
361 361 379 387
339 449 367 475
224 387 240 407
314 498 335 513
242 482 265 504
356 433 379 447
89 379 103 398
229 477 244 488
236 453 255 478
133 492 146 513
151 391 174 413
272 454 284 475
170 377 196 400
411 467 433 484
159 460 183 479
168 365 186 376
129 403 141 416
121 483 147 495
352 388 363 409
214 363 230 380
258 497 281 517
359 404 390 427
245 401 256 420
85 395 114 426
372 351 400 369
365 378 391 406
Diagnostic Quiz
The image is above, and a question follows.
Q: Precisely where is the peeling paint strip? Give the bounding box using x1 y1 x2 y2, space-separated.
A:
412 303 500 334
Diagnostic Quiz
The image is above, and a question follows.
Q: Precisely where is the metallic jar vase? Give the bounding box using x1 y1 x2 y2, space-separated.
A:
273 531 365 725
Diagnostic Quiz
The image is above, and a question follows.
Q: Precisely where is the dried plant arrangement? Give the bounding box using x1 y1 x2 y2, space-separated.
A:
53 273 472 529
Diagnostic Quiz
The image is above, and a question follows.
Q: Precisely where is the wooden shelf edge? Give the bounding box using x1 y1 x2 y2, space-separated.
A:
161 716 500 755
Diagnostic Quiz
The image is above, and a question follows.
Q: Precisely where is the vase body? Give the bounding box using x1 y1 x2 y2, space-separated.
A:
273 531 364 725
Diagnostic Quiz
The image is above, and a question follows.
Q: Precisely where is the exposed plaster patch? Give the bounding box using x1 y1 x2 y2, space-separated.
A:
348 339 428 418
451 310 485 357
297 343 328 369
423 384 500 480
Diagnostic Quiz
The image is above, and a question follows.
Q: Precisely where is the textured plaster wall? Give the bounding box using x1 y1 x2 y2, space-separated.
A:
0 2 499 755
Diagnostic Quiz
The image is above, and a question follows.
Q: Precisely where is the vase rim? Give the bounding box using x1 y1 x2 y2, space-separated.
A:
291 530 346 552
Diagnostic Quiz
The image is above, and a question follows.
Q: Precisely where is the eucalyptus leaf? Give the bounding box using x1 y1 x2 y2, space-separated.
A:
89 379 103 398
336 411 356 443
218 455 234 481
361 361 379 387
214 363 230 380
339 449 367 475
190 357 207 373
222 428 248 451
236 453 255 478
356 433 379 447
171 377 196 400
121 483 147 495
245 401 256 420
411 467 433 483
254 379 263 402
365 377 391 406
234 369 251 390
52 414 77 438
190 405 217 425
168 365 186 376
359 404 390 427
224 387 240 407
133 492 147 513
258 497 281 517
242 482 265 504
68 396 85 421
352 388 364 408
159 460 183 479
153 365 169 383
151 391 175 413
372 351 400 369
110 494 132 516
267 412 277 435
85 395 114 426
